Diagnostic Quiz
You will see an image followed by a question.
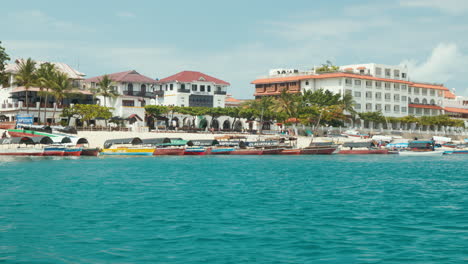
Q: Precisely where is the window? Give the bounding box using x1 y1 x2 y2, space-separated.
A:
401 84 407 91
384 83 391 90
394 105 400 112
366 91 372 99
385 93 391 100
385 104 391 112
345 79 352 85
385 68 391 77
401 107 407 112
402 96 407 102
192 84 197 91
305 81 309 85
424 108 430 115
181 84 186 90
366 103 372 110
200 85 205 92
122 100 134 107
165 84 168 91
170 84 173 91
127 83 134 95
354 91 361 97
355 104 361 110
91 82 96 88
394 94 400 102
366 81 372 87
402 73 407 78
414 87 420 94
375 67 382 75
375 82 382 89
430 89 435 96
408 97 412 103
375 92 382 100
422 88 427 95
207 85 211 92
394 83 400 91
408 87 412 94
394 70 400 78
414 98 420 103
345 89 352 95
141 84 147 94
375 104 382 111
422 98 428 104
354 80 361 86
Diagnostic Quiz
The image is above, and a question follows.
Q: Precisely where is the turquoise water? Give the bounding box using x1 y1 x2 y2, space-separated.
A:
1 155 467 263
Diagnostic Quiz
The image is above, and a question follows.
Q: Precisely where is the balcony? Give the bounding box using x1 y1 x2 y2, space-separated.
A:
177 89 191 93
154 90 165 96
214 90 227 95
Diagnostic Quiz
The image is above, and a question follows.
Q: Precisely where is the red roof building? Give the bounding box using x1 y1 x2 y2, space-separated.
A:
84 70 157 84
158 71 230 85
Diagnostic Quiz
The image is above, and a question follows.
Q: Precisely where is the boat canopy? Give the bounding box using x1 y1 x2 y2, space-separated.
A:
72 137 89 145
51 136 72 144
16 124 52 134
187 139 220 146
246 141 280 147
343 142 373 148
103 137 143 148
218 140 242 147
141 138 171 145
0 136 35 145
52 126 78 135
31 136 54 145
409 141 434 148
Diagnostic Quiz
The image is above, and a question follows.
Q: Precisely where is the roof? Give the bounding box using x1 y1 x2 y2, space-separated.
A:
410 82 448 91
408 104 443 110
252 72 412 85
444 90 456 99
158 71 230 85
6 59 85 79
225 97 242 103
444 107 468 114
12 86 93 95
85 70 158 84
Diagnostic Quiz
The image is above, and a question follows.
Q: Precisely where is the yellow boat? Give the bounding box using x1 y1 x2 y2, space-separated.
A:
101 137 155 156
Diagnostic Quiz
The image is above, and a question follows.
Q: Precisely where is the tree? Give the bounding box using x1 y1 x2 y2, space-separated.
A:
14 58 37 114
271 89 301 121
97 75 118 107
50 71 72 123
315 61 340 73
302 89 341 107
36 62 57 124
62 104 113 127
0 41 10 87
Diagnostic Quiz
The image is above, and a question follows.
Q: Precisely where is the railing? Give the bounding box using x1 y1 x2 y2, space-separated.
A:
214 90 227 95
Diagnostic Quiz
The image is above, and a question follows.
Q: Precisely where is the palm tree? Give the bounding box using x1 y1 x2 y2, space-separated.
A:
97 75 118 107
36 63 57 124
14 58 37 114
271 90 301 121
50 72 72 124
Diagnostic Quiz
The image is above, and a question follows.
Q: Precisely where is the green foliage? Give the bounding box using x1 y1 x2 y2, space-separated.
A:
315 61 340 73
0 41 10 87
97 75 119 106
358 111 386 123
62 104 113 127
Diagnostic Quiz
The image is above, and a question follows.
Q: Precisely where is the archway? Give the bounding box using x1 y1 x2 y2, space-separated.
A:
141 84 146 95
422 98 428 104
171 117 179 129
233 120 243 132
430 99 435 105
223 120 231 130
127 83 134 95
199 118 208 129
414 98 420 103
262 122 271 130
211 119 220 130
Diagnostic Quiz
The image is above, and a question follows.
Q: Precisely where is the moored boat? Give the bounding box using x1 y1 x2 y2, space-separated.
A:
183 146 207 155
81 147 100 156
153 148 185 155
338 142 389 154
280 148 301 155
101 137 155 156
0 137 43 156
208 147 235 155
229 149 264 155
63 146 83 156
399 150 444 156
398 140 444 156
43 146 65 156
301 142 337 155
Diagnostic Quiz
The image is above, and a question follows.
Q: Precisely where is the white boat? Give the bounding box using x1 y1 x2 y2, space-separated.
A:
398 150 445 156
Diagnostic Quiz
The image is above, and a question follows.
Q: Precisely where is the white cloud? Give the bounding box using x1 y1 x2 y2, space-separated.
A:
400 0 468 15
116 12 135 18
401 43 468 93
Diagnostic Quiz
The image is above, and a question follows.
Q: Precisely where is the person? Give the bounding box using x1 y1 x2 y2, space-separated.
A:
1 131 7 138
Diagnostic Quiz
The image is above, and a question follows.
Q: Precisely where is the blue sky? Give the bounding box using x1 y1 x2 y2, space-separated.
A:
2 0 468 98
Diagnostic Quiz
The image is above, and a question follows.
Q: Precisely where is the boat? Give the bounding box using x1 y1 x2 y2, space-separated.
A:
280 148 301 155
208 147 235 155
63 146 83 156
43 146 65 156
398 140 444 156
184 140 220 155
183 146 207 155
153 148 186 155
229 149 264 155
153 138 188 156
338 142 389 154
80 147 100 156
0 137 43 156
101 137 155 156
300 142 337 155
341 130 370 139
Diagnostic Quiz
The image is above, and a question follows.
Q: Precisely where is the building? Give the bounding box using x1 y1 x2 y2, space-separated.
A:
157 71 229 108
252 63 452 118
225 95 245 107
83 70 159 127
0 59 92 124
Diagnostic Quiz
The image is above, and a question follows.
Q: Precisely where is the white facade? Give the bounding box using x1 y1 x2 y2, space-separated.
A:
158 81 228 108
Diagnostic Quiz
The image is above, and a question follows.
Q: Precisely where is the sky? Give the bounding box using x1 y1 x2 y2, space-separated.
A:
1 0 468 98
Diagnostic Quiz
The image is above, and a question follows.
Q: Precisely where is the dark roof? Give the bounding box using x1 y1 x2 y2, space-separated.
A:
31 136 54 144
187 139 220 146
85 70 158 84
141 138 171 145
104 137 143 148
158 71 230 85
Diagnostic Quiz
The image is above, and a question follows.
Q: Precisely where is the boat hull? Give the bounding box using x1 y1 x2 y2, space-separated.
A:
339 149 389 154
43 147 65 156
399 150 444 156
101 148 155 156
300 147 336 155
230 149 264 155
153 148 185 156
0 149 43 156
81 148 100 156
280 149 301 155
208 148 235 155
63 147 83 156
262 148 284 155
452 150 468 154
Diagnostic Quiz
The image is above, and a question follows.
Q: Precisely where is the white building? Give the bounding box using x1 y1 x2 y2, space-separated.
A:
253 63 450 118
157 71 229 108
0 59 91 125
83 70 159 128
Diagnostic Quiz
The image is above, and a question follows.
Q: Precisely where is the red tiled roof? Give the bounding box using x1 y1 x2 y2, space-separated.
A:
84 70 157 84
410 82 448 91
158 71 230 85
408 104 443 110
225 97 242 103
444 90 456 99
444 107 468 114
357 66 366 70
252 72 412 85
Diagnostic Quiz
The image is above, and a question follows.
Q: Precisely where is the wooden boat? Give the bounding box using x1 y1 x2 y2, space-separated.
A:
207 147 235 155
63 146 83 156
398 140 444 156
301 142 337 155
0 137 43 156
183 146 207 155
153 148 185 156
43 146 65 156
81 147 100 156
261 148 284 155
280 148 301 155
338 142 388 154
229 148 264 155
101 137 155 156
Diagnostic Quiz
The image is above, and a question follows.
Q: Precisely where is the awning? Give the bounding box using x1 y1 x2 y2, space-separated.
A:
127 114 143 121
141 138 171 145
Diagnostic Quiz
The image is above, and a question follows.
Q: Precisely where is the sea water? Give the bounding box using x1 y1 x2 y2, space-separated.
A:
0 155 467 263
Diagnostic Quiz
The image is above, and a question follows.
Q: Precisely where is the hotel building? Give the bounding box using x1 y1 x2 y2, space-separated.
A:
157 71 229 108
253 63 453 118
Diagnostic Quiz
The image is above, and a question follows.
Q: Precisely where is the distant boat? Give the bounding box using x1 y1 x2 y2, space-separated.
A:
0 137 43 156
301 142 337 155
341 130 369 139
399 150 444 156
101 137 155 156
338 142 389 154
398 140 444 156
